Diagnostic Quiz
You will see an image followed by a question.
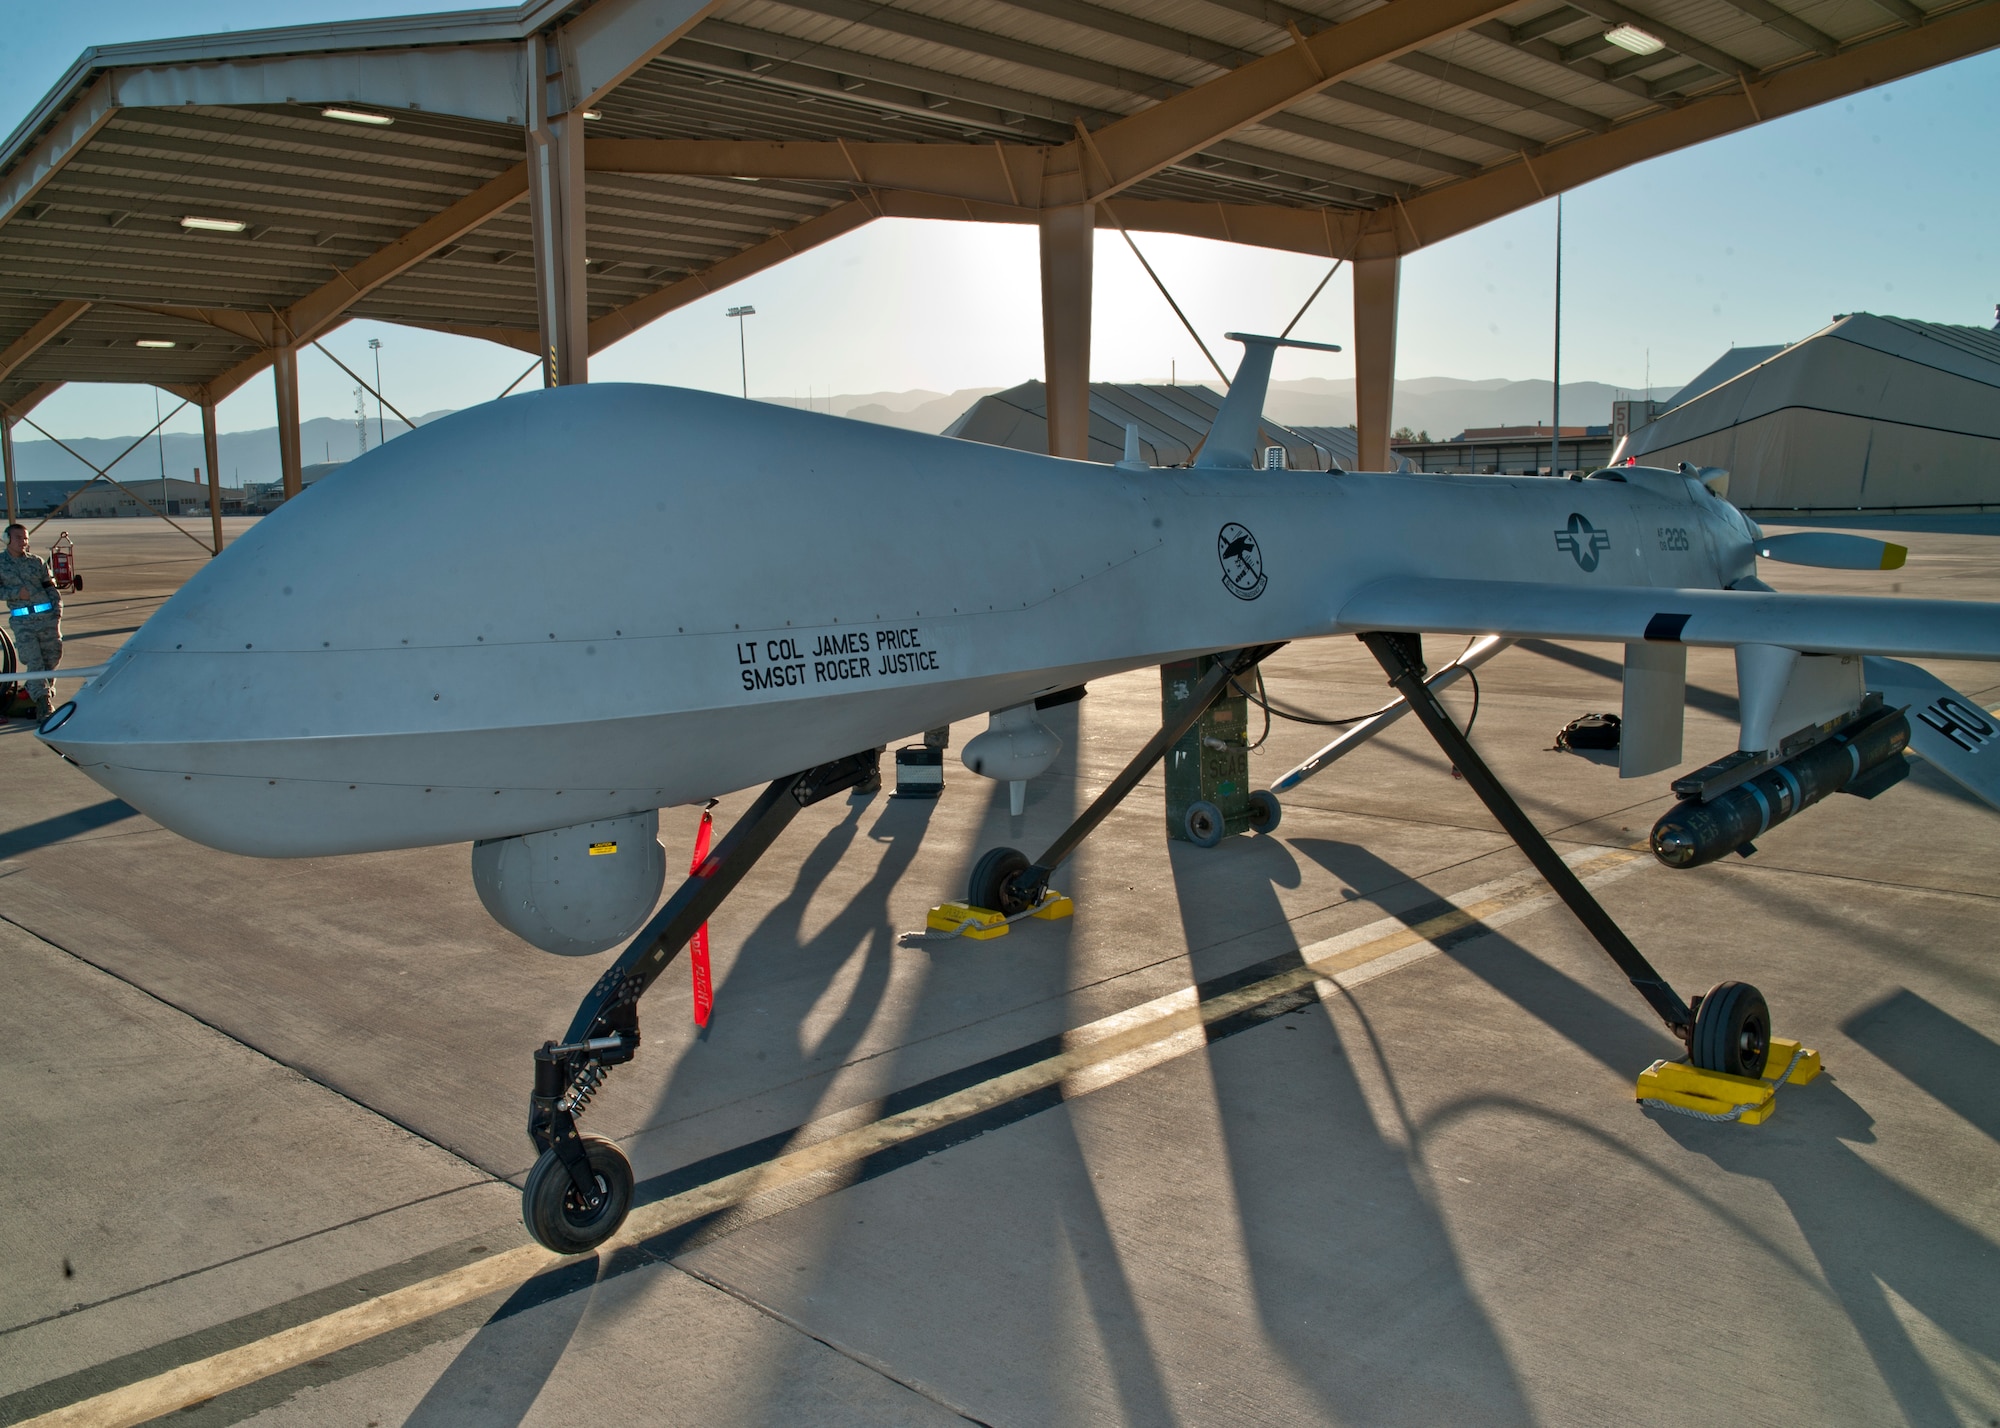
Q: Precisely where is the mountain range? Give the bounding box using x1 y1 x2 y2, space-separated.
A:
9 377 1681 486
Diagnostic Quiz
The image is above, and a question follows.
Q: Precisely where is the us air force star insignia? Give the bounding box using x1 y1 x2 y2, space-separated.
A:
1554 512 1613 572
1218 522 1267 600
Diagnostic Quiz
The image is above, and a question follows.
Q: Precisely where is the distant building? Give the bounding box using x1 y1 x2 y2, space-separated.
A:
1617 313 2000 510
944 382 1354 470
66 477 247 518
1388 424 1612 477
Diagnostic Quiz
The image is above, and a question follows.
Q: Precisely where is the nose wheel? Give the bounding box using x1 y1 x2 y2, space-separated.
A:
523 1135 633 1255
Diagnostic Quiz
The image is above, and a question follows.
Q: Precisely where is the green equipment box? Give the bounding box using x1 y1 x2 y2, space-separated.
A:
1163 655 1252 845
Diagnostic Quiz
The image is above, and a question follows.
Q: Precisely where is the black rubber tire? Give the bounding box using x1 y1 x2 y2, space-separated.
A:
70 574 81 592
968 846 1032 915
1690 980 1771 1078
522 1136 633 1255
1247 789 1282 834
1183 800 1225 848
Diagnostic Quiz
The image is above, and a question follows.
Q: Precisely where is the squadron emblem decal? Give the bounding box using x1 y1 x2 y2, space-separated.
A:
1218 523 1267 600
1555 513 1613 572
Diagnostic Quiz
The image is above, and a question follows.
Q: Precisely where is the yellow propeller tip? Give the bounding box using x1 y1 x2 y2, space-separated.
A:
1880 544 1908 570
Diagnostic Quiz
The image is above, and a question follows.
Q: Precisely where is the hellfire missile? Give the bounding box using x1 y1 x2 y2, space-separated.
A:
1651 706 1911 868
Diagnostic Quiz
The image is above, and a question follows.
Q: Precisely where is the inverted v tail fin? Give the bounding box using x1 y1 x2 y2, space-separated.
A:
1194 332 1341 470
1863 657 2000 812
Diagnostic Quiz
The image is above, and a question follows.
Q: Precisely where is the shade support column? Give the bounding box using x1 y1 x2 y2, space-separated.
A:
201 400 224 555
1039 203 1094 460
1353 244 1400 473
3 415 17 524
529 34 588 388
273 347 303 501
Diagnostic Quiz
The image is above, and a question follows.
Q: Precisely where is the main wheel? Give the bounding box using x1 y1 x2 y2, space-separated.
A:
1246 789 1282 834
968 845 1033 915
1183 800 1225 848
522 1136 633 1254
1690 980 1771 1078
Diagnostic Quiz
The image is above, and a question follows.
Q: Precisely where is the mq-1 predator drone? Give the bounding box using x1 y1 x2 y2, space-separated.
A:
28 334 2000 1254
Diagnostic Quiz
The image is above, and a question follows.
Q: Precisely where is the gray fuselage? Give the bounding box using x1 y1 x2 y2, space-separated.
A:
43 384 1752 856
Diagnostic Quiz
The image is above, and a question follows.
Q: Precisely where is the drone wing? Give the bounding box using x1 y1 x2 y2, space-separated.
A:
1336 577 2000 662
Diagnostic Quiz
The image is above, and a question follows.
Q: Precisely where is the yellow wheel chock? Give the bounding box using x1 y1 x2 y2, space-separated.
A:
924 891 1073 941
1636 1037 1821 1124
926 903 1012 939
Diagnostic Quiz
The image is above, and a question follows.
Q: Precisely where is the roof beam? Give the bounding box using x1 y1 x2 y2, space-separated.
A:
969 0 1490 177
397 318 541 353
109 305 276 346
563 0 731 113
0 76 117 227
766 0 1185 99
1706 0 1841 57
106 43 528 125
1 381 65 422
0 300 93 384
1055 0 1532 204
685 17 1477 189
1472 19 1684 100
589 196 880 352
868 186 1365 259
1559 0 1755 78
200 163 531 401
282 163 530 345
1393 0 2000 251
1389 52 1612 134
587 138 1039 207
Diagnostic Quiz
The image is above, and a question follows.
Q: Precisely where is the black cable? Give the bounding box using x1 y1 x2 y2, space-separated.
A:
1228 673 1380 727
1232 636 1486 733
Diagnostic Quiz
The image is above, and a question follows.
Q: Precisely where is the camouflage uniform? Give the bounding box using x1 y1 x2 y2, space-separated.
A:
0 546 62 718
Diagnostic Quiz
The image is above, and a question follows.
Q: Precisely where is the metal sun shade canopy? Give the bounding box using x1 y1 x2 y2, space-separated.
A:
0 0 1994 500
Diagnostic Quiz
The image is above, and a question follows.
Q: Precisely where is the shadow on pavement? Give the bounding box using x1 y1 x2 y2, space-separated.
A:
1293 837 1685 1075
1842 988 2000 1143
1169 831 1538 1426
1655 1076 2000 1424
0 798 138 859
402 1256 600 1428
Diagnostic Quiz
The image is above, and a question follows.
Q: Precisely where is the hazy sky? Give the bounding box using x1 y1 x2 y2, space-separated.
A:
5 2 1996 443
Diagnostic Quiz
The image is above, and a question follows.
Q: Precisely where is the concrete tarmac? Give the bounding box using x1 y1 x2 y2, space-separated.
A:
2 516 1997 1427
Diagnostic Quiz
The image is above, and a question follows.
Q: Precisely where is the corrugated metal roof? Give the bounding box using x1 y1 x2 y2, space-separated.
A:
0 0 1989 416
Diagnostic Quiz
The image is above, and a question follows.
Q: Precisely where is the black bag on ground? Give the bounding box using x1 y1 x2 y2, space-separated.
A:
1556 712 1621 751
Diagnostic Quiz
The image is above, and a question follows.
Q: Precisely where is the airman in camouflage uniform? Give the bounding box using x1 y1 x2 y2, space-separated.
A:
2 523 62 719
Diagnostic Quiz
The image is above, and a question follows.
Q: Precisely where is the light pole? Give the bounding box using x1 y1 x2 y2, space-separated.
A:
1550 194 1563 478
368 337 385 444
727 305 756 399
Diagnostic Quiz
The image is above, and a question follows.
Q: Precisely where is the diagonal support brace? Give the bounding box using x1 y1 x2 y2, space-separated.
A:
1359 630 1693 1040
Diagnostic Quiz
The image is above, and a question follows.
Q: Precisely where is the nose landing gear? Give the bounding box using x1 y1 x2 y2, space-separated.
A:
520 750 880 1254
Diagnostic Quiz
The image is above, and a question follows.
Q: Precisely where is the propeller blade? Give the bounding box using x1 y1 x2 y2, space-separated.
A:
1755 532 1907 571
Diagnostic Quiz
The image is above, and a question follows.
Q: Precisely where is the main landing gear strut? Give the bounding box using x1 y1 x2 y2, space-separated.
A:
968 644 1288 917
522 750 879 1254
1358 631 1773 1080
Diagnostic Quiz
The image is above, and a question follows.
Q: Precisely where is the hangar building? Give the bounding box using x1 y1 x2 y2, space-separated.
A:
1618 312 2000 511
945 381 1358 470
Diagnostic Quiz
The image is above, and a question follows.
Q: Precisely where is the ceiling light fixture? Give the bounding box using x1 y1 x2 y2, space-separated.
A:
1603 23 1665 54
582 109 604 120
180 215 247 233
322 107 394 125
135 339 177 349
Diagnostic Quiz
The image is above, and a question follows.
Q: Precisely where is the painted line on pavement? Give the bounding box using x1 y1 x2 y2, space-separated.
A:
19 844 1647 1428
